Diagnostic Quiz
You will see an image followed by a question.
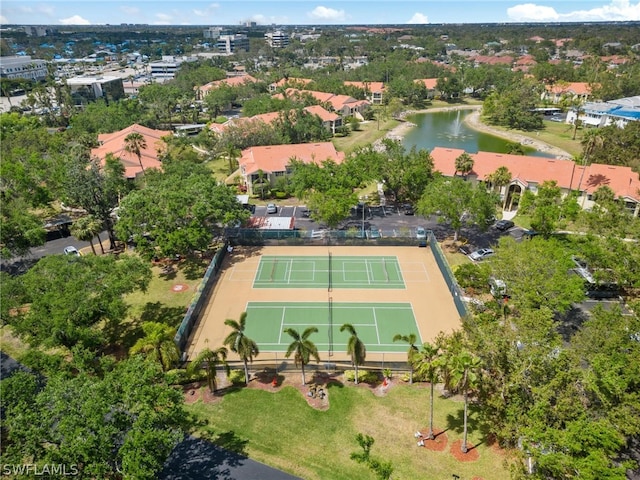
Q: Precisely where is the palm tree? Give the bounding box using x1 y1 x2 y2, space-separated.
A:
124 132 147 176
283 327 320 386
450 350 482 453
130 322 180 371
485 166 512 209
415 342 441 439
188 345 229 393
392 333 419 384
577 129 605 207
340 324 367 384
454 152 474 178
223 312 259 385
224 143 241 175
70 215 102 255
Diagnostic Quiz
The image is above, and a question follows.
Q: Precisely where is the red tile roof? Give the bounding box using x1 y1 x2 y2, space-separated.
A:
430 147 640 202
344 81 385 93
415 78 438 90
239 142 345 176
545 82 592 96
93 124 171 178
199 74 259 93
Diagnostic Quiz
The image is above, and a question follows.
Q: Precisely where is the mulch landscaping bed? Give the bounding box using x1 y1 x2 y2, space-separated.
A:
450 439 480 462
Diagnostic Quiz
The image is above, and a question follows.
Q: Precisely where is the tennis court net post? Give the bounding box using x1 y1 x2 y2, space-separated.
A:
328 251 332 292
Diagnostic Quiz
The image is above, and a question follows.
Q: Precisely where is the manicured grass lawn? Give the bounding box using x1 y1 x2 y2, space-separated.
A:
332 118 400 154
187 381 512 480
125 259 209 328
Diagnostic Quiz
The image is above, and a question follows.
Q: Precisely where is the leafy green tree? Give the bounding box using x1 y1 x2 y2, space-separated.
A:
0 197 46 259
223 312 259 385
340 323 366 385
115 160 247 259
203 85 236 120
392 333 419 384
283 327 320 385
130 322 180 371
1 356 188 479
417 176 498 241
64 157 126 250
450 350 482 453
4 254 151 350
124 132 148 175
490 236 585 313
415 342 441 439
188 345 229 393
371 140 434 204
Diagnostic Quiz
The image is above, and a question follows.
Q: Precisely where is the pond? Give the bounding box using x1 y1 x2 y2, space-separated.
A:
402 109 555 158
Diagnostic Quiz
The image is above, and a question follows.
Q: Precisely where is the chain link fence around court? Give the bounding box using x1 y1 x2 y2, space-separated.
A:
176 229 468 356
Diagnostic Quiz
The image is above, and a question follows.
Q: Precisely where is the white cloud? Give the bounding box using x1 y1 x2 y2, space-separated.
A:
307 6 346 22
193 3 220 18
59 15 92 25
0 15 7 24
120 6 141 16
407 12 429 24
153 13 174 25
507 0 640 21
507 3 559 21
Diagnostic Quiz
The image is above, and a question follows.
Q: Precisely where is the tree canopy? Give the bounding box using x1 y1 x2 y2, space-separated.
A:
1 355 188 479
115 160 247 258
2 254 151 350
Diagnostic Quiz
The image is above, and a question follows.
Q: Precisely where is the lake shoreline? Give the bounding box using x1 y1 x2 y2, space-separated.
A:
385 104 572 159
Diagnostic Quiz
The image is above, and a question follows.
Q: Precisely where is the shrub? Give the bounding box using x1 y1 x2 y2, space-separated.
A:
344 369 379 383
228 369 245 385
165 369 207 385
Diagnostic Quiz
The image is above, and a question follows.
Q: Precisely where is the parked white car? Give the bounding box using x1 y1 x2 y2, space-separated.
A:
63 246 80 256
415 227 427 240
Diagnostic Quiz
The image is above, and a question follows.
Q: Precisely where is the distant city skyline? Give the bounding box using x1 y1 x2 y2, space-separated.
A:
1 0 640 26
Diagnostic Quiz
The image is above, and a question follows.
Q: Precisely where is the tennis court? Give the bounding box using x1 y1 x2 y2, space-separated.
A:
254 255 405 289
244 301 420 354
188 245 461 362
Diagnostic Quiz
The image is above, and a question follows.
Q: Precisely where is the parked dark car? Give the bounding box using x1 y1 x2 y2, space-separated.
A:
402 204 414 215
495 219 515 231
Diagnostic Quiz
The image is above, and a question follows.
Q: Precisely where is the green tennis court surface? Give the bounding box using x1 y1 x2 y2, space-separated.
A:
253 255 405 289
244 301 421 353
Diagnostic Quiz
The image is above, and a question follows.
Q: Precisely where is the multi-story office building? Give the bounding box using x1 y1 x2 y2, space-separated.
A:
66 75 125 106
265 30 290 49
0 56 48 82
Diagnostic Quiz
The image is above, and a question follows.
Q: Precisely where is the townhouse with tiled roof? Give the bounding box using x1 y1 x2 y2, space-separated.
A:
91 124 171 179
237 142 345 194
343 81 385 105
195 74 260 100
273 88 370 118
430 147 640 216
542 82 593 105
267 77 313 93
210 104 342 135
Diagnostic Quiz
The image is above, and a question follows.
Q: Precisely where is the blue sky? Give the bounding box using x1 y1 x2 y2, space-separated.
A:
1 0 639 26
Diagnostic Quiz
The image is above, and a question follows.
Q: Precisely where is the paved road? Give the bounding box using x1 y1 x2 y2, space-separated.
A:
160 435 301 480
